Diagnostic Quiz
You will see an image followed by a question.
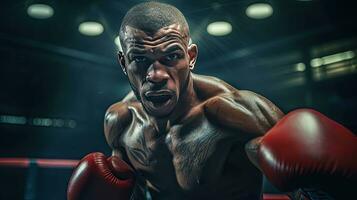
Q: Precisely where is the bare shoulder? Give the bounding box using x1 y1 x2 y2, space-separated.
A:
203 89 284 137
192 73 236 100
104 92 137 150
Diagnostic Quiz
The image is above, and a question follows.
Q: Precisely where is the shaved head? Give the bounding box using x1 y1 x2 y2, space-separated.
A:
119 1 190 51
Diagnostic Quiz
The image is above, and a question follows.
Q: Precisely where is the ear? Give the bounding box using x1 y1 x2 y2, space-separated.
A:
117 51 127 75
187 43 198 70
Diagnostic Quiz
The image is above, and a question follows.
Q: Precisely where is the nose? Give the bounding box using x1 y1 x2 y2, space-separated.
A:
146 61 169 86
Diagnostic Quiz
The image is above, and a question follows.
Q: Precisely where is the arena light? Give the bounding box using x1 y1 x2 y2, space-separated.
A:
295 63 306 72
27 4 54 19
0 115 27 125
68 120 77 128
33 118 52 127
322 50 355 65
310 50 355 68
245 3 273 19
207 21 232 36
78 21 104 36
310 58 323 68
0 114 76 128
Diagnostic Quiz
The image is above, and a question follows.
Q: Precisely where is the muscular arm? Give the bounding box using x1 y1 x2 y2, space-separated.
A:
104 101 132 158
193 73 283 136
193 75 284 172
204 90 284 138
104 101 149 199
203 90 284 173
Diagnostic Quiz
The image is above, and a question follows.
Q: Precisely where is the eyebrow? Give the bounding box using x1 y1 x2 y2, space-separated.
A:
162 44 184 53
126 47 147 55
127 45 184 56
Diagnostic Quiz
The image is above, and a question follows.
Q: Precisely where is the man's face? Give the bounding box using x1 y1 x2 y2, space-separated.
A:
119 24 197 117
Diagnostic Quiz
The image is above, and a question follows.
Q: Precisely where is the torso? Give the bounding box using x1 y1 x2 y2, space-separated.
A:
121 100 262 200
106 74 283 200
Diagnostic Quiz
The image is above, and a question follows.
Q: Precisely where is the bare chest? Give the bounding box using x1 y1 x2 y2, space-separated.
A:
122 113 233 191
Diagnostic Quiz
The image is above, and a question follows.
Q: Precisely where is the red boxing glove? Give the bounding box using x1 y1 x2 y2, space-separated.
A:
67 152 135 200
246 109 357 198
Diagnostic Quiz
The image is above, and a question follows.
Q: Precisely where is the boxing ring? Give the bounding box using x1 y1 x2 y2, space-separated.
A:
0 157 291 200
0 157 78 200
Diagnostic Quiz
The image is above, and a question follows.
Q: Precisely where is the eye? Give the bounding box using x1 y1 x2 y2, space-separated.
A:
165 53 179 61
133 56 148 63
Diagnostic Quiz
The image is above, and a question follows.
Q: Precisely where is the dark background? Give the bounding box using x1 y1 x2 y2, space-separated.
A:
0 0 357 199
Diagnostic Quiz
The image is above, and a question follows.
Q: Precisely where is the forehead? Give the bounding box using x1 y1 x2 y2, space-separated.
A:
122 24 189 52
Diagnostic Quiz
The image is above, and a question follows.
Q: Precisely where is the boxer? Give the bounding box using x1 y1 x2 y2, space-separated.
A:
67 2 357 200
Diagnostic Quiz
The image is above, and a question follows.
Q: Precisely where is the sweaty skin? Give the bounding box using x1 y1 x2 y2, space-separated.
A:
105 24 284 200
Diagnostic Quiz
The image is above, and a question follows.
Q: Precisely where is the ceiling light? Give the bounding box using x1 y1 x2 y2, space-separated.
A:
207 21 232 36
78 21 104 36
310 58 323 68
27 4 54 19
310 50 355 68
322 50 355 65
246 3 273 19
295 63 306 72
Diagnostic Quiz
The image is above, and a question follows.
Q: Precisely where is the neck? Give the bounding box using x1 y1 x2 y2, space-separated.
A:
150 73 199 133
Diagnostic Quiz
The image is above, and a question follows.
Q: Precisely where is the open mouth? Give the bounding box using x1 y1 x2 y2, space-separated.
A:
145 90 173 106
147 95 172 104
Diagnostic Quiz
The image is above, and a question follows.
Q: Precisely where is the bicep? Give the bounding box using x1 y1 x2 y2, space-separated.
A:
104 102 134 166
235 90 284 135
253 92 284 128
104 102 132 149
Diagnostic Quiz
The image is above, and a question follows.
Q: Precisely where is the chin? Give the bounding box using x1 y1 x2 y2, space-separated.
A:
144 106 175 118
148 110 172 118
